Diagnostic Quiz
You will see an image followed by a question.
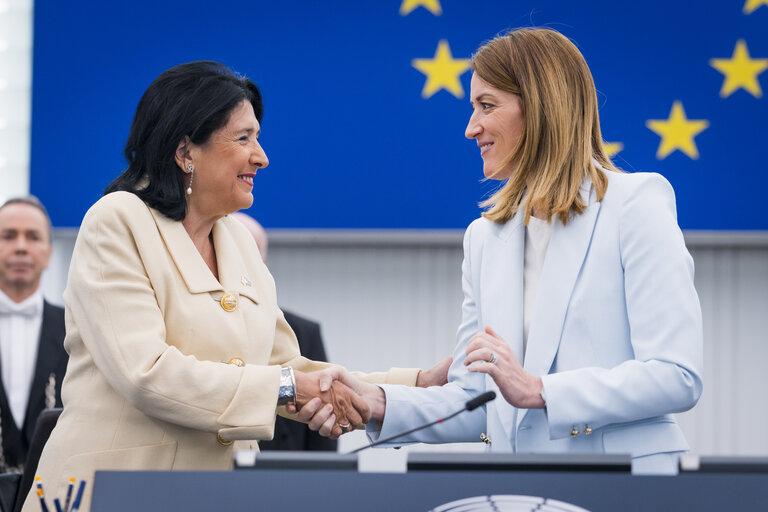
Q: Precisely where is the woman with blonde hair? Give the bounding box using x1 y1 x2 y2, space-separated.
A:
323 27 703 475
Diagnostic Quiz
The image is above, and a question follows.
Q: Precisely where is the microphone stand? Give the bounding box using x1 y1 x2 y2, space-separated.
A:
351 391 496 454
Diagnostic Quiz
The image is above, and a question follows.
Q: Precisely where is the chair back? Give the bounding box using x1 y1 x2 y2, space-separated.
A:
0 473 20 512
13 408 62 512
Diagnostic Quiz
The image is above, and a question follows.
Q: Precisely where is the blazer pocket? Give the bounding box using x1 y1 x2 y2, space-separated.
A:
601 418 688 458
57 441 177 495
238 287 260 306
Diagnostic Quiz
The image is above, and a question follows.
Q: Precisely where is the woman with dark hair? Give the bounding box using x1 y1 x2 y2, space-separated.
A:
22 61 422 511
331 28 703 475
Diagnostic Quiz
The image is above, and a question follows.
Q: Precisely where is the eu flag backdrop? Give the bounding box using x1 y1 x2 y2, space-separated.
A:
30 0 768 229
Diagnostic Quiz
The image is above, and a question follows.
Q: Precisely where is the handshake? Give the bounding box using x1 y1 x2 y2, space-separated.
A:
288 357 452 439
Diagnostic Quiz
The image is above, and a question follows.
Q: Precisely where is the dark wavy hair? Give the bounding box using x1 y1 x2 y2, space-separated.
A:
104 61 263 221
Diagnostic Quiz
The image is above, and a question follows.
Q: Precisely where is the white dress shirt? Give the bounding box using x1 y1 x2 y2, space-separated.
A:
0 289 43 428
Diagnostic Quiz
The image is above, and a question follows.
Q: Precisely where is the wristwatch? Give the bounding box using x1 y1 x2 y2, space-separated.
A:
277 366 296 406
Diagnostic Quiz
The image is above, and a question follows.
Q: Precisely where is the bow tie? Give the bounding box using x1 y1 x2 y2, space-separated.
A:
0 297 42 318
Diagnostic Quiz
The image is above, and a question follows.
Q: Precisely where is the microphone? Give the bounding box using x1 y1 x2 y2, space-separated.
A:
351 391 496 453
466 391 496 411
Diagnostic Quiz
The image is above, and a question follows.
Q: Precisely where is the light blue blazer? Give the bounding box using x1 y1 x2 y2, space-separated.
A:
371 171 703 464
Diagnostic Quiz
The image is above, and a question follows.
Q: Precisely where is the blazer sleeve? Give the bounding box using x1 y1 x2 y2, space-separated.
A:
542 174 704 438
66 197 284 440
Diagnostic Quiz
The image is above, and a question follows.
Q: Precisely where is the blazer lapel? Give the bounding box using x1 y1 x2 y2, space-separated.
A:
517 180 600 429
0 363 13 432
23 302 64 440
212 218 261 305
150 211 260 307
150 209 223 294
480 213 524 443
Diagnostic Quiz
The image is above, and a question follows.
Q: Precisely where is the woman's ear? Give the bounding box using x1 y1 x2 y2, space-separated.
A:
174 136 192 172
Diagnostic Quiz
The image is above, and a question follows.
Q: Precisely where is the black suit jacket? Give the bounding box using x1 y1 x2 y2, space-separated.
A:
0 301 67 470
258 310 337 452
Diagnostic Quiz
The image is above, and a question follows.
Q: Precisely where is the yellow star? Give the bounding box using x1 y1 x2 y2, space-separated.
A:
710 40 768 98
400 0 442 16
603 142 623 158
744 0 768 14
646 102 709 160
412 40 470 99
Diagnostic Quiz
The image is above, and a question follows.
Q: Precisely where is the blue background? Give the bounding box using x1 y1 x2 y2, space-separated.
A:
31 1 768 229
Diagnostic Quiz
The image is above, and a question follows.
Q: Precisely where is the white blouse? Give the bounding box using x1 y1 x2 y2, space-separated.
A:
523 216 553 359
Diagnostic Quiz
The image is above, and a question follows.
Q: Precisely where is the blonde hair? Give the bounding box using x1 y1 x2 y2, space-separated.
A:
472 28 618 225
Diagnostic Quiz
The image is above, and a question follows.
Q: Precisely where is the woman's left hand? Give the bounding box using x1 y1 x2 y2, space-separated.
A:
465 326 545 409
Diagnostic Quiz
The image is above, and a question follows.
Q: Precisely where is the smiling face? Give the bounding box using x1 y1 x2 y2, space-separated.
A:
184 100 269 219
0 203 52 302
465 73 524 181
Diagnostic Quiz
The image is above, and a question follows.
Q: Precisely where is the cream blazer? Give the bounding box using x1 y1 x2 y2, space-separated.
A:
23 192 417 511
373 171 703 469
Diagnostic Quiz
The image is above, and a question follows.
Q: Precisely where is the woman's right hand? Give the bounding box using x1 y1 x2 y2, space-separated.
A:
292 368 372 439
295 367 386 439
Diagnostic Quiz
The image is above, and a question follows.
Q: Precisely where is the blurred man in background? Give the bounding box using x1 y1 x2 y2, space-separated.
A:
0 197 66 472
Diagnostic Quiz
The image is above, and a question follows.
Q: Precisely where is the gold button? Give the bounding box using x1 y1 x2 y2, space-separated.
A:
571 427 580 437
217 433 233 446
220 293 238 312
227 358 245 367
584 426 593 435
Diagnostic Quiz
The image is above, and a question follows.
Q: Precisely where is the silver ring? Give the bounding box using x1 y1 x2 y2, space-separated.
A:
339 423 351 433
489 352 499 365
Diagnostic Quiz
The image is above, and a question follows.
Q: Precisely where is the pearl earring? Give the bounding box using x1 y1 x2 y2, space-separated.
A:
186 164 194 195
